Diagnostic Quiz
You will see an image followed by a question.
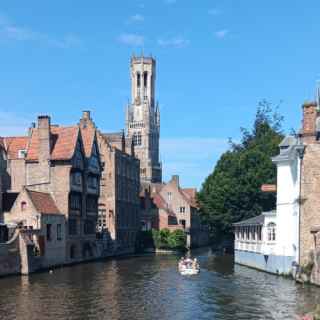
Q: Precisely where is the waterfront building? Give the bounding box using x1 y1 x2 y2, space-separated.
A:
1 115 102 265
4 187 66 269
234 135 304 274
79 111 140 254
125 55 162 185
151 175 209 248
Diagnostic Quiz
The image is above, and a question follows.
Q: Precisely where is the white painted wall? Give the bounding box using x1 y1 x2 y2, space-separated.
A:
274 156 300 262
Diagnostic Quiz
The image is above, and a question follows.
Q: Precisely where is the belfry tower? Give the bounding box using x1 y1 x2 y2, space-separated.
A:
126 55 162 184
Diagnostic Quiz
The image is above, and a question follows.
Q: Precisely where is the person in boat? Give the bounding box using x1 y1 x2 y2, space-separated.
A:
192 258 199 270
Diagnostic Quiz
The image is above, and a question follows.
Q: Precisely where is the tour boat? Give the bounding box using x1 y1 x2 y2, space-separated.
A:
178 259 200 276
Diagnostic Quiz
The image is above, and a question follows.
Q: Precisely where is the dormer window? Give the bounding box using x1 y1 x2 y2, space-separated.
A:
18 149 27 159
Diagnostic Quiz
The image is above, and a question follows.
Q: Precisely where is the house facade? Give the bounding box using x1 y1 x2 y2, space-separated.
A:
151 175 209 248
79 111 141 255
234 135 303 274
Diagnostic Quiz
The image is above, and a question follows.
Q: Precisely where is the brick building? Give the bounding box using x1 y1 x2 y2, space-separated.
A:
79 111 140 254
299 101 320 265
150 175 209 248
3 115 102 263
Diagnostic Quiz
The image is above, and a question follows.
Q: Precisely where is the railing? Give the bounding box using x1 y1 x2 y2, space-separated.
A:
234 240 275 254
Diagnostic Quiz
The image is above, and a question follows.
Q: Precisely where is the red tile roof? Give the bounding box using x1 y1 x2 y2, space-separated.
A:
3 137 29 159
152 194 175 217
26 189 61 215
80 126 95 157
26 126 79 161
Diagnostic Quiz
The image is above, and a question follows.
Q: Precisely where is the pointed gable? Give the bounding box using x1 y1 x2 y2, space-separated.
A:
26 189 61 215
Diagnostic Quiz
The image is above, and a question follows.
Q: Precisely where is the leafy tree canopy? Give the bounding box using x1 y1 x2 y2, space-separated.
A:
197 100 284 242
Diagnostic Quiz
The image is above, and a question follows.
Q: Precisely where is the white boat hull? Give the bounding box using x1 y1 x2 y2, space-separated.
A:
179 267 200 276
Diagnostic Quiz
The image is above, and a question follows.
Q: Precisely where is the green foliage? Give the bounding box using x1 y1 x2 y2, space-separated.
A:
150 228 187 250
198 100 284 242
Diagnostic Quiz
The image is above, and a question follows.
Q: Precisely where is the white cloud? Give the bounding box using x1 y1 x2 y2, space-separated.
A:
160 137 229 188
157 37 189 48
128 14 144 23
0 110 34 136
0 13 81 48
208 8 221 15
215 29 229 39
117 33 144 46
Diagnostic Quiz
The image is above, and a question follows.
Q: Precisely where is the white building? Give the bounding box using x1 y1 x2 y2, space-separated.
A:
234 136 304 274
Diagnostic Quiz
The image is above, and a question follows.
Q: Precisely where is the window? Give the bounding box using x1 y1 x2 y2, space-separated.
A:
57 224 62 241
46 224 52 241
18 149 27 159
258 226 262 241
71 171 82 186
86 196 98 213
21 201 27 211
179 219 186 229
137 72 141 88
88 175 98 189
143 71 148 87
69 193 82 211
133 132 142 146
168 216 178 225
267 222 276 241
168 192 172 201
84 220 95 234
180 207 185 213
68 219 77 235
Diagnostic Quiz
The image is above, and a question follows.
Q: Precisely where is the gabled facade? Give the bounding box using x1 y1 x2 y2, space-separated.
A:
4 115 102 263
151 175 209 248
79 111 140 254
5 188 66 268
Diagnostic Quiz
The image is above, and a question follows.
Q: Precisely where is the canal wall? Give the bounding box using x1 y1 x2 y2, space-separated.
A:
235 250 294 275
0 229 21 276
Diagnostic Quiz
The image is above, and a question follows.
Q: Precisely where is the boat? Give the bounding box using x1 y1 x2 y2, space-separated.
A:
178 258 200 275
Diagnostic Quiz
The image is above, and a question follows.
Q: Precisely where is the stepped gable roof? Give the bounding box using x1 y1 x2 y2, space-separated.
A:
26 126 79 161
26 189 61 215
80 125 96 158
233 214 265 227
3 137 29 159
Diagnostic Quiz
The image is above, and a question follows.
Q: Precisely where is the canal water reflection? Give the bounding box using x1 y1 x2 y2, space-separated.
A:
0 248 319 320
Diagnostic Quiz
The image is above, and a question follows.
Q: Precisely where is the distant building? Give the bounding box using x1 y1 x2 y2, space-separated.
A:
150 175 209 248
234 135 304 274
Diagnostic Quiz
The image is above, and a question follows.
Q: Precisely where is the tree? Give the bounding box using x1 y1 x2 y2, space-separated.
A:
197 100 284 242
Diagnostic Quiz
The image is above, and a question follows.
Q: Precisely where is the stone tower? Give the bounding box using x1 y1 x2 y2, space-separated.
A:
126 55 162 184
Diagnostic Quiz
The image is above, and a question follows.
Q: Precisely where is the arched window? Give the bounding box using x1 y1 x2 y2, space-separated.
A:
21 201 27 211
137 72 141 88
267 222 276 241
143 71 148 87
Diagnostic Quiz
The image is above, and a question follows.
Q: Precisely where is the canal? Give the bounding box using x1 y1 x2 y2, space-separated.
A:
0 248 319 320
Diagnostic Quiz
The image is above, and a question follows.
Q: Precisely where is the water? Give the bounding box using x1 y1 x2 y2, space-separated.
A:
0 248 319 320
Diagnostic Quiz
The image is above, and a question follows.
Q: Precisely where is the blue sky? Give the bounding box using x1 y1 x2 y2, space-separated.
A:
0 1 320 188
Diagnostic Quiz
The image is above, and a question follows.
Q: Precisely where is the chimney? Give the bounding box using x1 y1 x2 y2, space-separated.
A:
171 175 179 187
38 115 51 163
302 101 318 143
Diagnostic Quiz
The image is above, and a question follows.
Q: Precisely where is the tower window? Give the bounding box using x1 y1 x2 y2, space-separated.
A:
143 71 148 87
133 132 142 146
137 72 141 88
